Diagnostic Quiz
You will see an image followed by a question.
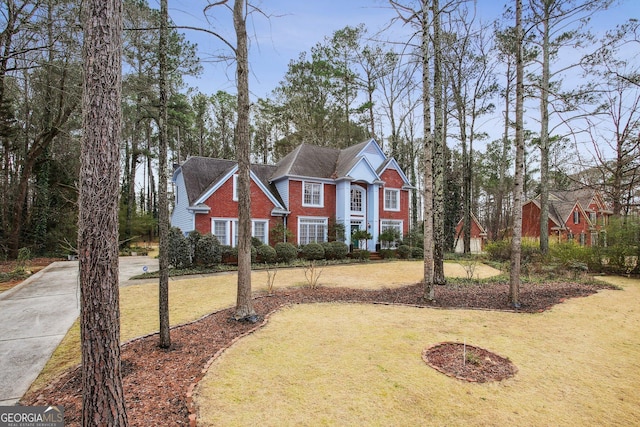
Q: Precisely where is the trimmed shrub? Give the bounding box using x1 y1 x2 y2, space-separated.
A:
302 242 325 260
257 244 277 263
275 242 298 263
187 230 202 255
411 246 424 259
168 227 191 268
330 241 348 260
355 249 371 261
379 249 396 259
195 234 222 266
321 242 335 260
251 237 264 248
397 244 411 259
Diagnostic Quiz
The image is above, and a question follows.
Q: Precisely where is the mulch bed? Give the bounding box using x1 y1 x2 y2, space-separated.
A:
21 280 617 426
423 342 518 382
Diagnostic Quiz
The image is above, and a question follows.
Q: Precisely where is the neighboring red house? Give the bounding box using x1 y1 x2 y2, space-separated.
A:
170 139 413 250
521 188 612 246
454 213 488 253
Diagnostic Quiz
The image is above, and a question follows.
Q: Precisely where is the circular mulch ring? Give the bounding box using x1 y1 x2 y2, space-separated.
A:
422 342 517 383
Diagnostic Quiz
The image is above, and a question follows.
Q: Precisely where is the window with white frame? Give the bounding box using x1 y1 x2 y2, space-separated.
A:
213 220 229 245
573 210 580 224
380 220 403 248
298 218 327 245
253 220 268 244
232 174 238 201
384 188 400 211
351 186 364 213
303 181 323 207
212 218 269 247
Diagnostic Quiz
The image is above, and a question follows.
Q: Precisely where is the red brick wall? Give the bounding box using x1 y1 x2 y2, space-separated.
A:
287 180 336 243
379 169 409 223
194 175 278 236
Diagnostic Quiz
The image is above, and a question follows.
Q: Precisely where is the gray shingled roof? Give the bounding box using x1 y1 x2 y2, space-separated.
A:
177 156 282 207
529 187 605 229
179 157 236 205
271 143 341 180
178 140 403 206
335 140 370 177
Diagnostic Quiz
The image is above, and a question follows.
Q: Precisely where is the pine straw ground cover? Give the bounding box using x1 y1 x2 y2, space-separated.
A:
21 262 637 426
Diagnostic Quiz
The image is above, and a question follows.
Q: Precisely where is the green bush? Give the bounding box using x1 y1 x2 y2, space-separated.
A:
275 242 298 263
403 229 424 248
397 244 411 259
411 246 424 259
330 241 349 260
195 233 222 266
379 249 396 259
269 223 294 244
168 227 191 268
251 237 264 248
256 244 277 263
379 228 401 249
354 249 371 261
302 242 325 260
187 230 202 254
321 242 335 260
485 239 540 264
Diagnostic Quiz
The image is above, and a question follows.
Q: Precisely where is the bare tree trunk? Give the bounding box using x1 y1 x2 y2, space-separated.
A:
234 0 256 321
79 0 128 424
158 0 171 348
421 0 435 302
510 0 524 309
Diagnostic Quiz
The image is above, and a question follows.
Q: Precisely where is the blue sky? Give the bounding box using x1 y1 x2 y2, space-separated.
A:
161 0 640 163
166 0 639 101
169 0 499 98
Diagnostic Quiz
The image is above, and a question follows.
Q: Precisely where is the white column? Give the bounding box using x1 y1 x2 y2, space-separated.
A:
368 183 380 250
336 180 351 244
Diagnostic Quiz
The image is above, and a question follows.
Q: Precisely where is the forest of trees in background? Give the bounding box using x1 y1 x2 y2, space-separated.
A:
1 0 638 258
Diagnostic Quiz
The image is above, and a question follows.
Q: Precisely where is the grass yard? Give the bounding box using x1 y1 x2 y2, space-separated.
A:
194 275 640 426
31 260 496 393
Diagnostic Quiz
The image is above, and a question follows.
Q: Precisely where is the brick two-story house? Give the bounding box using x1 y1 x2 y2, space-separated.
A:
170 139 413 250
522 188 612 246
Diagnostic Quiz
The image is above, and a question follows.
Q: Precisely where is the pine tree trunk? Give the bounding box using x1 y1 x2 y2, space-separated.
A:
158 0 171 348
510 0 524 309
421 0 435 302
79 0 128 424
234 0 256 320
432 0 446 285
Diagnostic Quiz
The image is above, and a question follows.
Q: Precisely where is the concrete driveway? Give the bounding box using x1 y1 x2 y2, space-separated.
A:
0 256 158 406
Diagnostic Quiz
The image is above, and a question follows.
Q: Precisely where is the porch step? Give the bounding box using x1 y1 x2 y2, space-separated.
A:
369 252 382 261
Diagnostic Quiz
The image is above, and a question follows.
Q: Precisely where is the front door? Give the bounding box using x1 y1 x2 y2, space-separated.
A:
351 221 362 249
